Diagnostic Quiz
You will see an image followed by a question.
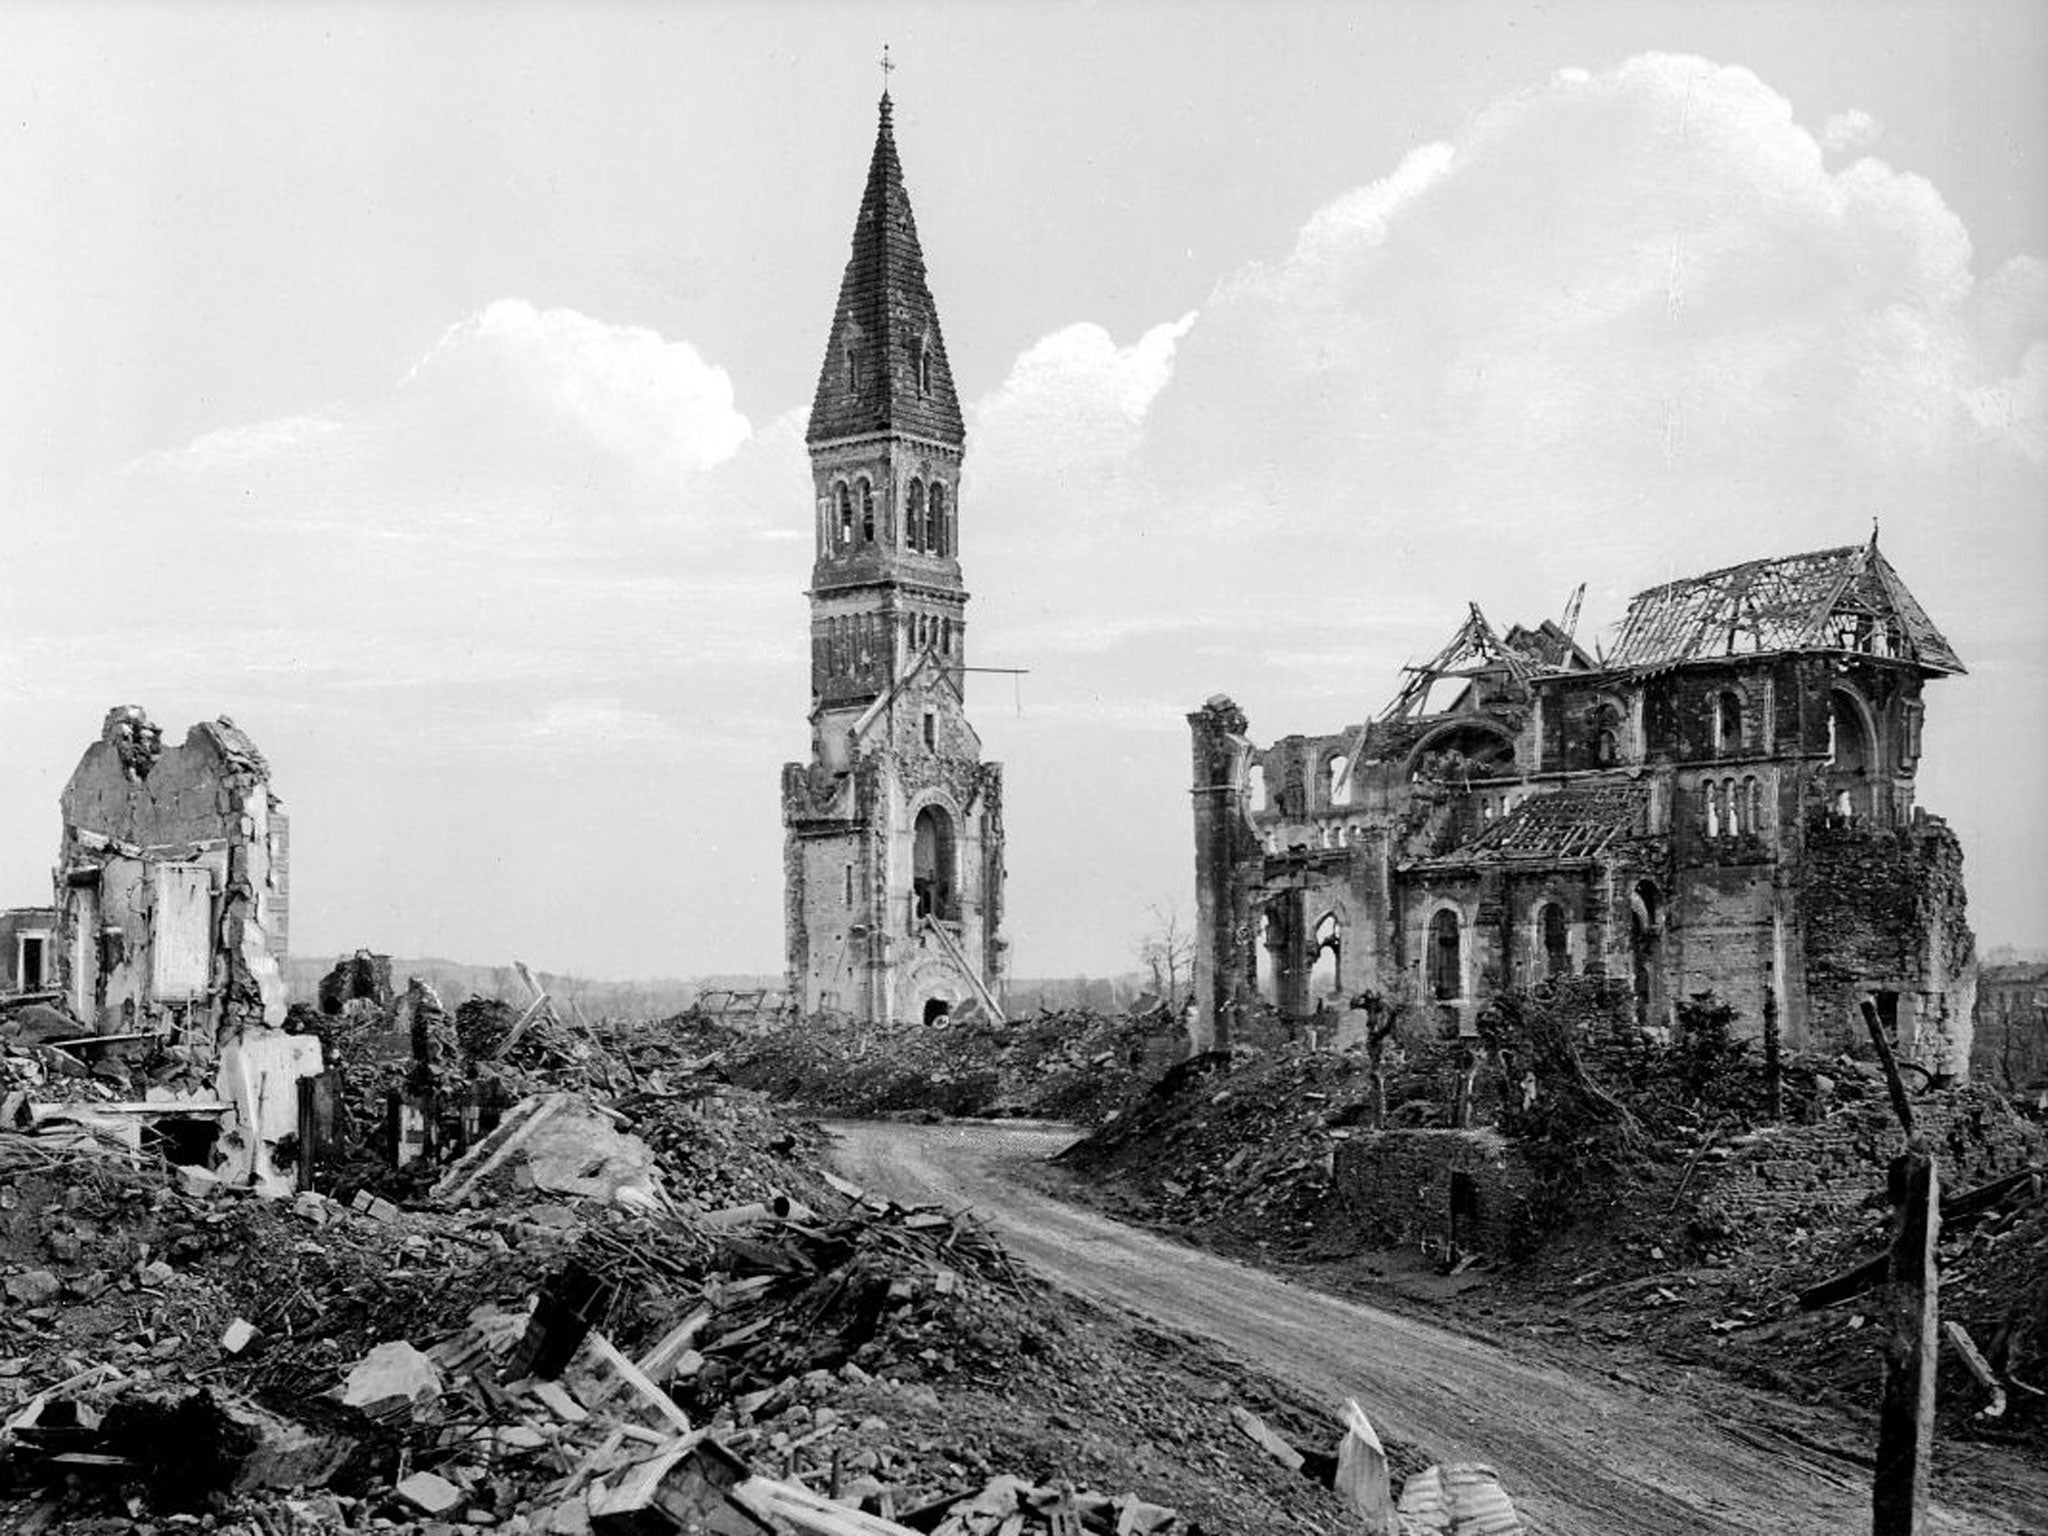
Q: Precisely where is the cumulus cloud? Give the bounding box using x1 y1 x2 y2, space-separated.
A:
6 53 2040 975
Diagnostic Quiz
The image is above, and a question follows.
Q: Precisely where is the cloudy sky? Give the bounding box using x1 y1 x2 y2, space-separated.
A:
2 1 2043 980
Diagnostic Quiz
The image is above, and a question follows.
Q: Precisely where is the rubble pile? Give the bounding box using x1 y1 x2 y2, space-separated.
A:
1057 986 2048 1451
3 977 1409 1534
723 1007 1179 1125
1059 1046 1395 1255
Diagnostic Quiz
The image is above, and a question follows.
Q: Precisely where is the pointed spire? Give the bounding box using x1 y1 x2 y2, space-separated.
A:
807 94 965 445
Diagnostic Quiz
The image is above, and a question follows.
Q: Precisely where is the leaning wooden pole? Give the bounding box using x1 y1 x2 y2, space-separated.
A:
1862 996 1940 1536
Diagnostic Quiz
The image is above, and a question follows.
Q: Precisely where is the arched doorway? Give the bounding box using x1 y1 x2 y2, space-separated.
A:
912 805 956 920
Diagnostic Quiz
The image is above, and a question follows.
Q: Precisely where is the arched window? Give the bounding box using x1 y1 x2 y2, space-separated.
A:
1427 909 1462 1000
1592 701 1623 767
1722 776 1741 836
845 344 864 395
940 618 953 655
1538 903 1569 978
916 337 934 396
930 485 948 557
1704 779 1721 838
1745 776 1763 835
913 805 957 921
835 485 854 551
1713 692 1743 756
1312 912 1342 998
1248 762 1268 812
1327 754 1350 807
907 480 926 552
858 478 875 544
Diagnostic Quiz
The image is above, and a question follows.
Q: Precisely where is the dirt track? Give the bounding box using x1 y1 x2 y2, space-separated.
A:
829 1119 2042 1536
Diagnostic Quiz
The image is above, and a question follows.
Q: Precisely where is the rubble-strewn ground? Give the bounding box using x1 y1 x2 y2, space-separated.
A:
1 989 1399 1536
717 1006 1184 1124
1042 1001 2048 1505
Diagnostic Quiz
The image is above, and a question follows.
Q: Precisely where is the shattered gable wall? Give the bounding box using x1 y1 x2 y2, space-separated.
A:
54 706 291 1048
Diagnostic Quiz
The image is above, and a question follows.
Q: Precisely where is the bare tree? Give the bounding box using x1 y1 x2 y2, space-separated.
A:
1137 902 1196 1003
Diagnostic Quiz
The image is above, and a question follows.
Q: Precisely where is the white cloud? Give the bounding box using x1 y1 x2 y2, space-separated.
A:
6 54 2041 977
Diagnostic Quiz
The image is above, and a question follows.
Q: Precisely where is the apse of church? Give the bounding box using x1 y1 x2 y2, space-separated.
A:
781 94 1007 1027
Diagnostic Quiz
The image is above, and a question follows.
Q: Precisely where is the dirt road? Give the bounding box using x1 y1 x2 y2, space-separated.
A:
829 1119 2040 1536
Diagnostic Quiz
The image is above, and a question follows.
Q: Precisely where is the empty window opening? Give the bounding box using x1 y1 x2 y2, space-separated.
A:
1591 702 1624 768
1248 762 1268 812
1427 909 1462 1001
859 479 875 544
1704 780 1721 838
1873 989 1901 1042
907 480 926 552
922 710 936 750
922 997 952 1027
941 619 953 655
148 1116 219 1169
835 485 854 550
17 934 47 992
1745 776 1763 835
912 804 957 921
1327 754 1351 807
1713 692 1743 756
1722 776 1741 836
930 485 948 557
1311 912 1342 999
845 345 864 395
1630 882 1662 1027
916 338 934 396
1538 903 1569 978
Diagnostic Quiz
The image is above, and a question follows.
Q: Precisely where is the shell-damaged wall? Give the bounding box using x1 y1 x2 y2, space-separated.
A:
1186 572 1975 1076
55 706 290 1050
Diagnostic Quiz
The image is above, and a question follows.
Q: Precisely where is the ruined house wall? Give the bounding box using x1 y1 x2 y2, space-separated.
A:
1693 1087 2041 1233
1 907 58 993
54 711 289 1045
1331 1127 1535 1258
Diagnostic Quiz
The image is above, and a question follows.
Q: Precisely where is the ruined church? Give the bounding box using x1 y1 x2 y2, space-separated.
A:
1190 538 1977 1074
781 95 1007 1026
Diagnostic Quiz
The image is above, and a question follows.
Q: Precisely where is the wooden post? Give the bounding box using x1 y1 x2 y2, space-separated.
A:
1873 1148 1939 1534
1861 994 1939 1536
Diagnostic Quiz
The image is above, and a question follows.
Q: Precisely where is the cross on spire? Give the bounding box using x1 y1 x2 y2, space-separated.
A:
879 43 895 99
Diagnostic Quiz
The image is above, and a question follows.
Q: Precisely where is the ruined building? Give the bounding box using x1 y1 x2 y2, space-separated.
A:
1190 538 1977 1073
781 94 1007 1025
55 706 292 1045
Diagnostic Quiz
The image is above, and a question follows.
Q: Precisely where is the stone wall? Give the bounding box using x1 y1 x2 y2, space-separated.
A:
1800 812 1974 1071
1331 1126 1536 1259
1692 1086 2041 1234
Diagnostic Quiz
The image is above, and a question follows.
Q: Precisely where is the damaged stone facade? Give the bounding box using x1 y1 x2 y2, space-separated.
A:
781 96 1006 1025
1190 539 1976 1074
55 706 292 1049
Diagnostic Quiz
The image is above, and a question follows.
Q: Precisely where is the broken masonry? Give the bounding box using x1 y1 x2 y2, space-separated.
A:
1188 536 1977 1077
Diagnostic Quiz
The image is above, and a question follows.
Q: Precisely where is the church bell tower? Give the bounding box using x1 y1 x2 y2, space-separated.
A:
781 92 1007 1026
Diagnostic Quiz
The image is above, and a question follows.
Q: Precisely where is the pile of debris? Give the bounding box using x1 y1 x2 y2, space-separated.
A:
4 963 1456 1534
723 1008 1181 1125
